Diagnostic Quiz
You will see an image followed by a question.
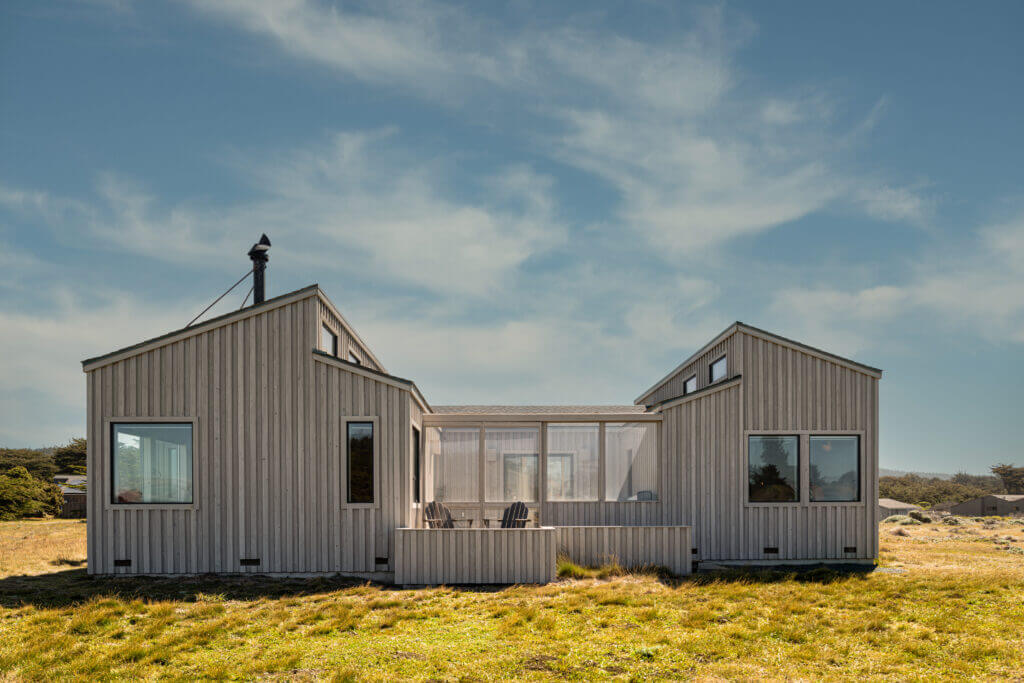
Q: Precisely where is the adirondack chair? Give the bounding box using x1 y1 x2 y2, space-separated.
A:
424 501 455 529
500 501 529 529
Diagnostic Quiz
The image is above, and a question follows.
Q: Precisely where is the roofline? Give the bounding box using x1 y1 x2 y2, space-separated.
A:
311 349 431 414
634 322 739 404
635 321 883 405
422 412 660 425
81 284 320 372
313 287 387 373
646 375 742 413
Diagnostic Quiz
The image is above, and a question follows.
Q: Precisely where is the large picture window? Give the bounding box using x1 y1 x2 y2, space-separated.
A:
347 421 374 504
605 423 658 501
748 435 798 502
485 428 539 502
546 424 599 501
112 422 193 504
809 436 860 502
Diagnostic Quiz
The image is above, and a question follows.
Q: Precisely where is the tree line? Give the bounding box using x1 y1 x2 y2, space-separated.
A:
879 464 1024 507
0 438 86 520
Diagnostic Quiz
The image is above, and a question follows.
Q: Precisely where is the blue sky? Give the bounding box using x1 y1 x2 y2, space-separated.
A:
1 1 1022 474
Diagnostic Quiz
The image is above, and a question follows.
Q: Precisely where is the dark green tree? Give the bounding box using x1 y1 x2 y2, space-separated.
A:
0 448 58 481
0 466 63 520
53 438 87 475
991 464 1024 494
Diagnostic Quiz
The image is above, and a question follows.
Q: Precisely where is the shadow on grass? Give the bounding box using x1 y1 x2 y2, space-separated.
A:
0 563 875 608
0 569 373 609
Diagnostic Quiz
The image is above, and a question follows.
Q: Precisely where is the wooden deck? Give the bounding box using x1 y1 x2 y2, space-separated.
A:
393 525 692 585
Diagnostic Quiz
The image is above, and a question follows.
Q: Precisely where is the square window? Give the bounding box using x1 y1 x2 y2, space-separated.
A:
684 375 697 394
748 435 798 502
112 423 193 504
809 436 859 502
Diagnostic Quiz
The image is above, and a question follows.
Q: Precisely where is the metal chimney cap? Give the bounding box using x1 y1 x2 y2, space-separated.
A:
248 234 271 257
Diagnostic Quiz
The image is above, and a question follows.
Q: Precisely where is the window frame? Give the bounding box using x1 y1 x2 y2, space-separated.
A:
709 355 727 384
683 375 697 395
104 416 198 511
808 434 861 503
347 349 362 366
320 322 338 356
746 434 800 504
341 416 381 508
411 424 421 505
744 430 866 508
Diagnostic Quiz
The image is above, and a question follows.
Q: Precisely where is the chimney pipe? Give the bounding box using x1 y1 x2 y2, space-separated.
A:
247 234 271 305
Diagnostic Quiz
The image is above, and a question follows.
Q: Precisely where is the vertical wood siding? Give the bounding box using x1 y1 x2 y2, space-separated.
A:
87 294 414 575
556 526 692 575
658 332 879 563
645 334 740 406
316 299 382 371
393 528 557 585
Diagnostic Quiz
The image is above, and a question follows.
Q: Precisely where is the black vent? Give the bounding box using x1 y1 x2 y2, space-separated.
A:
375 557 389 565
843 546 857 554
691 548 698 555
113 559 131 567
763 547 779 554
240 558 261 567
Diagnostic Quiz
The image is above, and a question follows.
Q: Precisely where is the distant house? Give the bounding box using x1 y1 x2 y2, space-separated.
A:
54 474 87 518
878 498 921 519
949 495 1024 517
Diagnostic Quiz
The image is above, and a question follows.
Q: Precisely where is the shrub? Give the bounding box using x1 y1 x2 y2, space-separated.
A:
0 466 63 520
908 510 930 523
943 516 962 525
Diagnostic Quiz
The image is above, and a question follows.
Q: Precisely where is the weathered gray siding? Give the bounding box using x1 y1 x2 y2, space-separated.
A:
86 292 417 576
394 528 557 585
316 298 383 372
644 331 740 406
556 526 692 575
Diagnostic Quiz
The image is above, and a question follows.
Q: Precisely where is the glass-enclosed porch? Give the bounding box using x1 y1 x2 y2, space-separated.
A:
417 412 661 528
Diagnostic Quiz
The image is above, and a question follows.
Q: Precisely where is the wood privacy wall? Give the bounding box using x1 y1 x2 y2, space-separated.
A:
556 526 692 575
393 528 558 585
86 291 420 575
659 330 879 562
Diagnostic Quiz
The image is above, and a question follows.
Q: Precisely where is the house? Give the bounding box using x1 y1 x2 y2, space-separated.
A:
878 498 921 519
54 474 87 518
81 241 881 581
948 494 1024 517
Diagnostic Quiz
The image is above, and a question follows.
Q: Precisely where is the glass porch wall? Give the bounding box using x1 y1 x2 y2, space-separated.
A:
428 427 480 502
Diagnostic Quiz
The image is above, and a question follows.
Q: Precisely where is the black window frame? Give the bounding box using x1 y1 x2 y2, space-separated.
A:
321 323 338 356
808 434 861 503
709 355 727 384
747 434 800 503
347 350 362 366
110 421 194 505
684 375 697 394
347 421 375 504
412 426 421 504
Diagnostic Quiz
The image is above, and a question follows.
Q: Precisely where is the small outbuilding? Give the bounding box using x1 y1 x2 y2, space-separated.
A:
949 495 1024 517
54 475 88 518
878 498 921 519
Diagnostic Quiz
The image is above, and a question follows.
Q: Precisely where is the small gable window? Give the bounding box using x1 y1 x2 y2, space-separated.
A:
709 356 727 383
348 350 362 366
321 323 337 356
684 375 697 394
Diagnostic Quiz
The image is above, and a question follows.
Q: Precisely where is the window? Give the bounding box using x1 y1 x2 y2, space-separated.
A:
709 355 727 383
546 424 599 501
605 423 658 501
809 436 859 502
320 323 337 356
485 428 539 502
412 426 421 504
111 422 193 504
348 350 362 365
347 422 374 503
748 435 798 502
429 427 479 502
684 375 697 394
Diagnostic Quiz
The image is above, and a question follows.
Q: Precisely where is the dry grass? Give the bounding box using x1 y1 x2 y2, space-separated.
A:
1 517 1022 680
0 519 86 578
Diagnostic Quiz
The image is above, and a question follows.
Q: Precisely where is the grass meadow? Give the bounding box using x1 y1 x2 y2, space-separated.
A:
1 517 1023 680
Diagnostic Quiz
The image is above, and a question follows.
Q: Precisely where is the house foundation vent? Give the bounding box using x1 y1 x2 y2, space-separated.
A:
763 547 779 554
240 558 261 567
113 559 131 567
843 546 857 554
375 557 389 565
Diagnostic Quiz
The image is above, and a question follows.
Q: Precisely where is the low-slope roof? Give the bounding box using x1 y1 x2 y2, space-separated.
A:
432 405 648 415
991 494 1024 501
878 498 920 508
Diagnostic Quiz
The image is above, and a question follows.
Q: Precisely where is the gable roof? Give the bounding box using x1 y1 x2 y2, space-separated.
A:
312 349 430 413
635 321 883 405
